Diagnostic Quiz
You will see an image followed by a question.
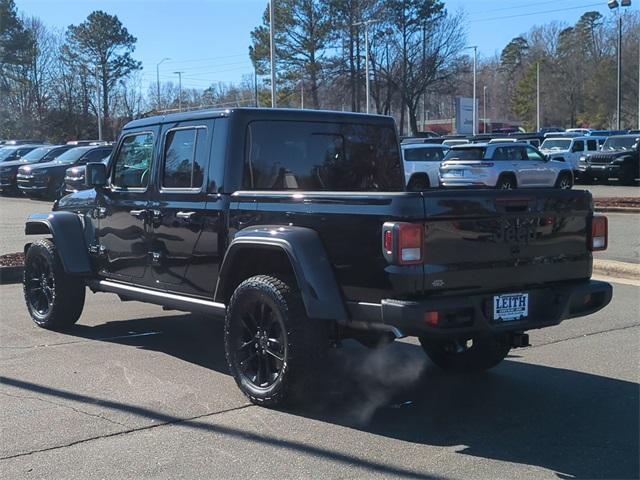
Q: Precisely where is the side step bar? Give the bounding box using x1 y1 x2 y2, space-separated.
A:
88 279 226 317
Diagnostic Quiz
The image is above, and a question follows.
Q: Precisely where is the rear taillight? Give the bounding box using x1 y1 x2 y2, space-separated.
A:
382 222 424 265
589 215 608 251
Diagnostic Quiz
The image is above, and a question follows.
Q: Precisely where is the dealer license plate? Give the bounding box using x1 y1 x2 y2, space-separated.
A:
446 169 464 177
493 293 529 321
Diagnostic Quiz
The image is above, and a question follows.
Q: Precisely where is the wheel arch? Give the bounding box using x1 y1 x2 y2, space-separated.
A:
25 212 91 275
215 226 348 322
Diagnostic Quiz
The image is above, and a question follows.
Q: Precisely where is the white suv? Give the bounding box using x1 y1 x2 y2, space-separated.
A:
401 143 449 189
439 142 573 189
540 136 603 171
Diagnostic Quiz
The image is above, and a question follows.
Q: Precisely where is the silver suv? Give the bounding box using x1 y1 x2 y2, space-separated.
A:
439 142 573 189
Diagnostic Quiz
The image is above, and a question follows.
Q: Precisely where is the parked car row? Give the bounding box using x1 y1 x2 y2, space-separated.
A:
0 140 112 199
402 131 639 188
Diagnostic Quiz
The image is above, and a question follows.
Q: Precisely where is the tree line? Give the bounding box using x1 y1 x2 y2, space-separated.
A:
1 0 638 142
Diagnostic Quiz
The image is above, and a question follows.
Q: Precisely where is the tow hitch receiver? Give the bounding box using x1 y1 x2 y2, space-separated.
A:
510 332 530 348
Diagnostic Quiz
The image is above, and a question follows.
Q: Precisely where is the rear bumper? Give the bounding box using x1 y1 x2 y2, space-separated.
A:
346 280 612 338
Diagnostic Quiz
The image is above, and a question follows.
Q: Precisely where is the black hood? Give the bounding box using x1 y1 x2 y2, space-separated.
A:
1 158 34 169
19 160 71 172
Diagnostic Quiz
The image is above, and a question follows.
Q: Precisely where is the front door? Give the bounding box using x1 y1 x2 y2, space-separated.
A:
97 129 158 281
148 121 221 296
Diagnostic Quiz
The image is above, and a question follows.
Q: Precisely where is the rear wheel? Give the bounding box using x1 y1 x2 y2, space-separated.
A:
419 335 511 373
23 239 85 330
224 275 327 407
496 175 516 189
555 172 573 189
407 173 430 191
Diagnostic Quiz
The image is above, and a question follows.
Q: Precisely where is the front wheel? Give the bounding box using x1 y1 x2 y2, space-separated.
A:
419 335 511 373
23 239 85 330
224 275 327 407
555 172 573 189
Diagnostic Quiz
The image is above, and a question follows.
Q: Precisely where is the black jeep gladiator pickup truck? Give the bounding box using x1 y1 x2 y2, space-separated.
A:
22 108 612 406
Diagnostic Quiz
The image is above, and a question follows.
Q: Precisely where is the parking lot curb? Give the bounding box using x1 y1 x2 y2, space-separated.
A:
593 259 640 281
594 207 640 214
0 265 23 285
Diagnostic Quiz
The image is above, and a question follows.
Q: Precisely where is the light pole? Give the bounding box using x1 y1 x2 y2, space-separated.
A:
537 61 540 132
95 65 102 140
269 0 276 108
354 19 380 114
608 0 632 130
483 85 487 134
156 57 170 110
174 71 184 111
465 46 478 135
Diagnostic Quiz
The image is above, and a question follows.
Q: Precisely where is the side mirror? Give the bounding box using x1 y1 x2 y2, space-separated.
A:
86 162 107 188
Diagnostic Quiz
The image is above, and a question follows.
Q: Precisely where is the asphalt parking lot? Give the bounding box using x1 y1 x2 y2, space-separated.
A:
1 185 639 479
1 279 638 479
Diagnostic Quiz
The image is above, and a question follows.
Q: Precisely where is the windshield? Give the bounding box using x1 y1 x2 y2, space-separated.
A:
541 139 571 151
443 147 486 161
19 146 54 163
403 147 447 162
52 147 89 164
0 148 19 161
602 137 638 151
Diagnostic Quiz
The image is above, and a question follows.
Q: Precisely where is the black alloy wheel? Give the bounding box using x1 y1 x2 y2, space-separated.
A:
234 299 287 389
23 239 85 330
224 275 327 407
24 252 56 318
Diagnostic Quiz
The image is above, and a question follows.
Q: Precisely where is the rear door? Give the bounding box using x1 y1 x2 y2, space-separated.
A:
97 129 158 282
148 120 219 296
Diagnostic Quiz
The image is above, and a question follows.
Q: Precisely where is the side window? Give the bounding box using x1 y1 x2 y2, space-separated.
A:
587 140 598 151
526 146 545 161
162 127 207 189
112 132 155 189
492 147 506 160
572 140 584 152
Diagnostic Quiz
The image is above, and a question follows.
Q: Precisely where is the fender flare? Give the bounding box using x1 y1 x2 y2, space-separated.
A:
215 225 348 322
25 212 92 275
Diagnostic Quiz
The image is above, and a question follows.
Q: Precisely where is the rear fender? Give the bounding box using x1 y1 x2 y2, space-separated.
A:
215 226 348 322
25 212 91 275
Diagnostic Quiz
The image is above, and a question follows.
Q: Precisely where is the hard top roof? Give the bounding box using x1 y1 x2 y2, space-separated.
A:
123 107 394 130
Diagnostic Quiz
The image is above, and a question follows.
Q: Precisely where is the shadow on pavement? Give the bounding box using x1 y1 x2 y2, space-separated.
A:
12 312 639 479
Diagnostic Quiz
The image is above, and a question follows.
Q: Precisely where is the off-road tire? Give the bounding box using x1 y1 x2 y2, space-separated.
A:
23 239 85 330
224 275 327 407
555 172 573 189
419 334 511 373
496 175 516 190
407 173 430 191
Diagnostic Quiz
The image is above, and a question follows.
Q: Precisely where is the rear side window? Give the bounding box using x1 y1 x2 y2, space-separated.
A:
162 127 207 189
491 146 526 160
112 132 155 189
443 147 486 161
244 120 402 191
403 147 446 162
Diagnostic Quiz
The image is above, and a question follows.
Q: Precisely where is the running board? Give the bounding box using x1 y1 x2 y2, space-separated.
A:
89 279 226 317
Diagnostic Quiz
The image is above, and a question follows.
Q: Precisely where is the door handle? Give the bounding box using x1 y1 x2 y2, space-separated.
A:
176 211 196 221
129 209 147 219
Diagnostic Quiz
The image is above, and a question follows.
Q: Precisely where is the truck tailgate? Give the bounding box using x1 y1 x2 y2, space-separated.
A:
422 189 593 294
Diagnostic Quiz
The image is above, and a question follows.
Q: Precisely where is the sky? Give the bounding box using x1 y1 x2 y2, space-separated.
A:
15 0 636 92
